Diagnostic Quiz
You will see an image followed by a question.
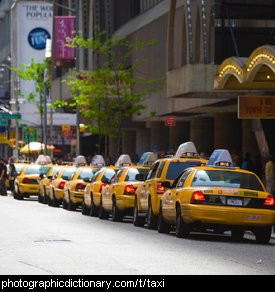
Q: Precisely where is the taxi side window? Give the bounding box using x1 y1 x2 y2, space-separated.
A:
111 169 124 183
156 161 165 178
147 162 160 180
177 170 192 188
92 170 101 183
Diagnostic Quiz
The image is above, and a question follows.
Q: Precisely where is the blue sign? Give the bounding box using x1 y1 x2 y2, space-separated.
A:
28 27 51 50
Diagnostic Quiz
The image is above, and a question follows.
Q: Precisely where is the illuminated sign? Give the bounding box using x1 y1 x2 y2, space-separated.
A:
238 96 275 119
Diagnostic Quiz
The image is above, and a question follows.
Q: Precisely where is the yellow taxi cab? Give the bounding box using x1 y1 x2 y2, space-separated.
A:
5 162 26 189
159 149 275 244
48 166 77 207
99 154 150 221
63 166 99 211
82 166 119 216
38 165 64 204
133 142 207 229
14 164 51 200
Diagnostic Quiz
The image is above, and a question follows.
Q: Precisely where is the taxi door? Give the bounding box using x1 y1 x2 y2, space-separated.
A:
143 161 161 212
169 170 193 222
104 169 124 211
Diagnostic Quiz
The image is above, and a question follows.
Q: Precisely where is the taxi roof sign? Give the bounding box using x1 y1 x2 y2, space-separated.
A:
138 152 157 166
174 142 198 158
115 154 132 167
91 155 105 167
74 155 87 167
207 149 233 168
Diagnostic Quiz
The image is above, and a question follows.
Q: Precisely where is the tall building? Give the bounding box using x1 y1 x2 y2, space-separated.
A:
51 0 275 162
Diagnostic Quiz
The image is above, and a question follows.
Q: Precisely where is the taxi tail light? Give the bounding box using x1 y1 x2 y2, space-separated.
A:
100 183 107 192
124 184 136 196
22 178 30 184
191 191 206 203
264 195 275 206
75 183 86 191
59 181 66 189
156 182 165 194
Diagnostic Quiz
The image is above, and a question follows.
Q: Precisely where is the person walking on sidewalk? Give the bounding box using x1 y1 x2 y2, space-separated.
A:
265 155 275 195
0 157 7 196
8 158 17 197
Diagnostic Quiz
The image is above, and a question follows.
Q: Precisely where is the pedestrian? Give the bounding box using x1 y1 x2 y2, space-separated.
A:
241 152 255 172
8 158 17 197
0 157 7 196
265 155 274 195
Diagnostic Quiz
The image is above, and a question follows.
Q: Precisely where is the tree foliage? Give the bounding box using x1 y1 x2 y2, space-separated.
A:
53 32 162 149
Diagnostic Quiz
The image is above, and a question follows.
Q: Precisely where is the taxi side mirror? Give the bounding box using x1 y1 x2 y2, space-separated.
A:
135 174 145 181
162 181 171 189
83 178 92 183
47 176 53 180
39 173 45 179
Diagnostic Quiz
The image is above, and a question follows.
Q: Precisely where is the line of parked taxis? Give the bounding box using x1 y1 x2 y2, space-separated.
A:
12 142 275 244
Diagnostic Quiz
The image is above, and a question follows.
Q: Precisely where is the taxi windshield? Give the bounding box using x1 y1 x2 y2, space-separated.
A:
24 166 41 175
78 169 97 180
166 161 202 181
62 168 77 180
192 170 264 191
125 168 149 182
40 166 51 176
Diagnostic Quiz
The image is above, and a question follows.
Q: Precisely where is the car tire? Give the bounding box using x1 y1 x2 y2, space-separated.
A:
90 194 98 217
112 197 123 222
176 205 190 238
133 198 145 227
62 198 68 210
254 226 272 244
158 203 171 234
98 198 109 220
82 202 90 215
147 199 157 230
52 192 60 207
231 229 245 242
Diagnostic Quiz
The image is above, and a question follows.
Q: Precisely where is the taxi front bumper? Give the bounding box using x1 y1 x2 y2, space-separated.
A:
181 204 275 227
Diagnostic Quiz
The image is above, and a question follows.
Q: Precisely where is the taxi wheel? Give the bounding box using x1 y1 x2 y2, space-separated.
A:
133 199 145 227
254 226 272 244
231 229 245 242
158 203 171 234
82 202 90 215
68 200 76 211
42 187 48 204
52 193 60 207
90 195 99 217
176 205 190 238
147 199 157 230
38 194 44 204
62 198 68 210
98 198 109 220
112 198 123 222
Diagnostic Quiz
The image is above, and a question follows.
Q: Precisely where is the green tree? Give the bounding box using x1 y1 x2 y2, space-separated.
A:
53 32 162 156
12 58 50 143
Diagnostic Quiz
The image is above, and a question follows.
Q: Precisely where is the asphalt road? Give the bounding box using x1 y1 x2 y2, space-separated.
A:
0 194 275 275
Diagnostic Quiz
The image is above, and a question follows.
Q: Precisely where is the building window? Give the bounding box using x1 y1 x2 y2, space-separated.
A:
140 0 164 14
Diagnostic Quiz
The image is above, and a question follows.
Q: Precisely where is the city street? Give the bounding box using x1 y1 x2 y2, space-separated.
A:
0 194 275 275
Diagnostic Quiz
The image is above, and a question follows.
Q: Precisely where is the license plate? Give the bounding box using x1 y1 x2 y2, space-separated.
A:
227 197 243 206
29 187 38 190
245 215 262 221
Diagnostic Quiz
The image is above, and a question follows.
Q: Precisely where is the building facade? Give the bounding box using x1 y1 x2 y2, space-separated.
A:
51 0 275 165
